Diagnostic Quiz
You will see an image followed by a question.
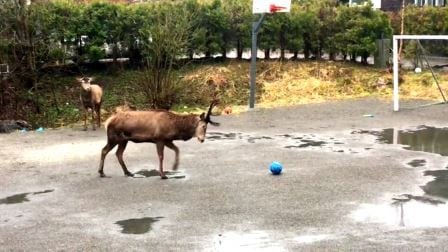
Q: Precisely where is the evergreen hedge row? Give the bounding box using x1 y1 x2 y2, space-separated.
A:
1 0 447 69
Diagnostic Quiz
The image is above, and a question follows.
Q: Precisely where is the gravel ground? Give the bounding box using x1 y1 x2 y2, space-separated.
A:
1 97 448 251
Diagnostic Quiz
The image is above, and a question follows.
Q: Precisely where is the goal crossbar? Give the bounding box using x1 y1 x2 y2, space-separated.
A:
393 35 448 111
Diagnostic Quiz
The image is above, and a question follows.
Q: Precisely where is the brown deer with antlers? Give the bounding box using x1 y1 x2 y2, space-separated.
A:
98 102 220 179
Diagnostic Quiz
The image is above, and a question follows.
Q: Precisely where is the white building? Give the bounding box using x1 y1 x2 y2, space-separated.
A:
349 0 446 11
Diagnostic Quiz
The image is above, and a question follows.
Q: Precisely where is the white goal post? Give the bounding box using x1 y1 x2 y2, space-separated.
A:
393 35 448 111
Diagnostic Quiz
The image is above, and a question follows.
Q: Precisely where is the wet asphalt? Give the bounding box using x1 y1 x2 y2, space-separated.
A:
2 98 448 251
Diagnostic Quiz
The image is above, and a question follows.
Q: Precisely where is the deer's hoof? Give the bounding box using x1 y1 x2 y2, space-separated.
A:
125 172 134 177
161 175 168 179
99 173 106 178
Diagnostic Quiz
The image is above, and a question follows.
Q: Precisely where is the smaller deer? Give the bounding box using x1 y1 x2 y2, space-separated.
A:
77 77 103 130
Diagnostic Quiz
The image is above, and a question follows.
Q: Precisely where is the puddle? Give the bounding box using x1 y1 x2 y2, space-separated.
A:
421 170 448 198
208 132 370 154
207 132 240 141
350 126 448 227
393 194 445 205
355 126 448 156
134 169 185 179
293 234 340 244
115 217 163 234
0 189 54 205
356 126 448 198
247 136 273 143
351 195 448 228
406 159 426 168
33 189 54 195
278 134 359 153
208 132 274 143
212 231 287 251
208 132 301 145
285 139 327 149
135 169 160 177
0 193 30 204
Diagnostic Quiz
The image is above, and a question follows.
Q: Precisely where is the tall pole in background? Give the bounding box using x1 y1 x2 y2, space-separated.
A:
249 14 266 109
398 0 405 59
393 36 399 111
249 0 290 108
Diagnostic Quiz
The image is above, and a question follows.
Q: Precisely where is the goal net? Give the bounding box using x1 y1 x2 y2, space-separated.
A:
393 35 448 111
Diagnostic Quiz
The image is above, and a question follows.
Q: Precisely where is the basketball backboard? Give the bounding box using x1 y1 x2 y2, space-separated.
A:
252 0 291 14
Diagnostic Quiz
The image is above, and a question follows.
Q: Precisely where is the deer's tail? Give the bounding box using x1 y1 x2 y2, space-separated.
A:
104 115 115 132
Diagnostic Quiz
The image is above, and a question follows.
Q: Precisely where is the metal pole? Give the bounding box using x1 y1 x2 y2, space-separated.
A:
249 14 265 109
393 36 399 111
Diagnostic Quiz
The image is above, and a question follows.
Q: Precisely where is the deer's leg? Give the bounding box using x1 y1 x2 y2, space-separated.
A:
91 107 96 131
83 108 88 131
156 142 168 179
99 141 117 177
116 141 133 177
96 104 101 128
165 141 179 171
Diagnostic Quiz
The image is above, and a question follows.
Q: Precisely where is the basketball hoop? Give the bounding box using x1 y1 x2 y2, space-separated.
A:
250 0 291 108
253 0 291 14
269 4 286 13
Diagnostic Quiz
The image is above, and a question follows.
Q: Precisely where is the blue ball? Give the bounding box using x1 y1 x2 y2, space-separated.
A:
269 161 283 175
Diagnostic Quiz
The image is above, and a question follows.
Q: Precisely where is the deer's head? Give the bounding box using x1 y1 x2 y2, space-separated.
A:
197 101 220 142
77 77 93 91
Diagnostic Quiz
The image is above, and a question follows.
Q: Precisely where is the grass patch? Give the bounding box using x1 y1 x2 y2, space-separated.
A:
25 60 448 128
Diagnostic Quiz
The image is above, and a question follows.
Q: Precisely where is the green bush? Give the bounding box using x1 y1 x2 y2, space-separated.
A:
86 45 106 63
390 6 448 56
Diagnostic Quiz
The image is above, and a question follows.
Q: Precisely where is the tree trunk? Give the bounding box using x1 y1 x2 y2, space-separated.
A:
112 43 118 63
362 55 368 65
304 48 310 59
264 49 270 60
237 40 244 60
292 51 299 60
280 33 286 60
221 48 227 59
188 49 194 60
304 34 311 59
129 44 143 68
76 36 83 64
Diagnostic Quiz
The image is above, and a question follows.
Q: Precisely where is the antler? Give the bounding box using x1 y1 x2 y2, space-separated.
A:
205 100 220 126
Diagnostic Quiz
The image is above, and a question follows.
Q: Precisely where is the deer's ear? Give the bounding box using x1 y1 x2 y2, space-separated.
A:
200 112 205 120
